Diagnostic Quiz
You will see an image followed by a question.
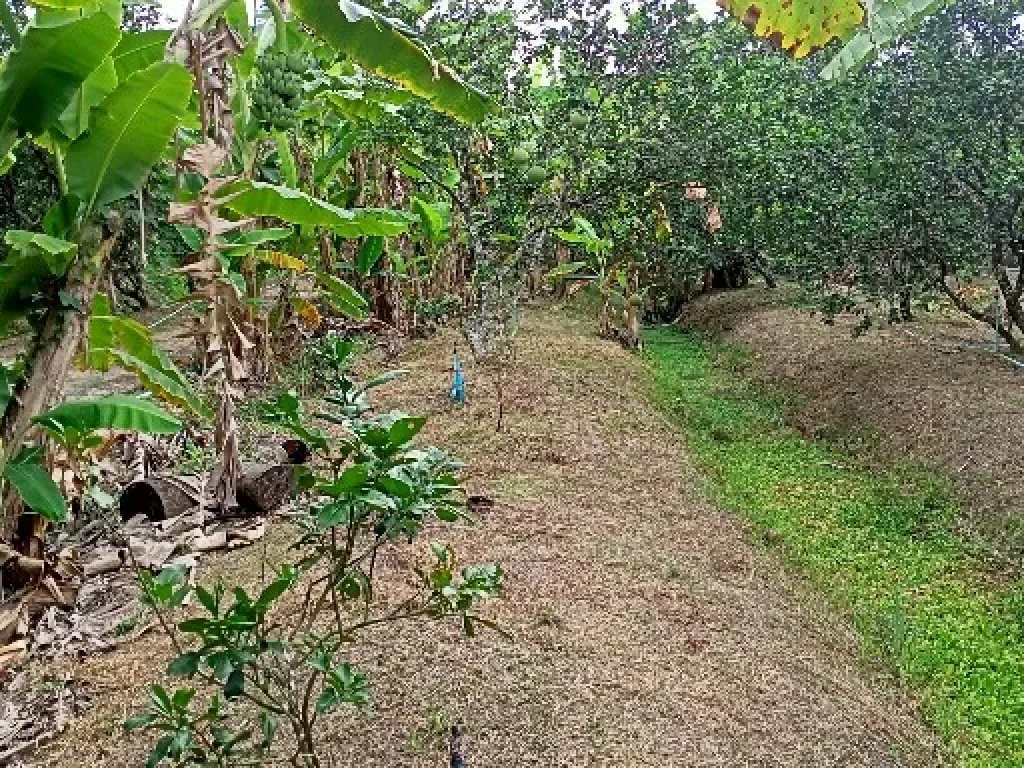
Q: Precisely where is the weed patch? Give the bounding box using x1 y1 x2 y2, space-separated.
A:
646 326 1024 768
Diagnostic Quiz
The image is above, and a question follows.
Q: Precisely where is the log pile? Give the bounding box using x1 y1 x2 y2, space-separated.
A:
0 453 297 671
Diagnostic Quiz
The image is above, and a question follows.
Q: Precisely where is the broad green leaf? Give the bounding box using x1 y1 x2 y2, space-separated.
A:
189 0 237 28
33 0 122 24
36 394 182 434
290 0 495 123
225 228 292 246
355 235 384 276
3 230 77 267
86 295 210 419
167 652 200 677
313 125 362 186
718 0 864 57
571 216 598 239
387 415 424 445
547 262 592 279
364 84 416 105
316 271 368 320
115 351 211 419
224 0 249 36
324 90 395 124
175 225 203 251
820 0 947 79
0 231 76 326
215 179 413 237
110 30 172 79
0 12 121 135
552 229 588 245
66 61 192 215
0 129 19 176
411 197 444 243
3 448 67 522
274 131 298 188
42 195 82 238
28 0 91 8
57 55 117 140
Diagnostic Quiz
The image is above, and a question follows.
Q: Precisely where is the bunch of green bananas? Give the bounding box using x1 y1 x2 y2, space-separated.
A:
251 51 316 131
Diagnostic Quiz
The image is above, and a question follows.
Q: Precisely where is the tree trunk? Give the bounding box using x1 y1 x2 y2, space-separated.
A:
1 226 118 540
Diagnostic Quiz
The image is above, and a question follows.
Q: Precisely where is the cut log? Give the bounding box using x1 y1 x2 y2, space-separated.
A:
120 475 202 522
235 464 294 517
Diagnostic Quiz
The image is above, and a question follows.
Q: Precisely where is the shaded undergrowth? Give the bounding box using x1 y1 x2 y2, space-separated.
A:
646 326 1024 768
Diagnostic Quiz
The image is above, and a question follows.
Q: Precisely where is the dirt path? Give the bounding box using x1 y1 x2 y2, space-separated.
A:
34 304 941 767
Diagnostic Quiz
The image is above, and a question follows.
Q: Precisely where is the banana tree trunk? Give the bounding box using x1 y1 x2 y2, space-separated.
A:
553 240 569 299
599 291 613 338
1 224 118 540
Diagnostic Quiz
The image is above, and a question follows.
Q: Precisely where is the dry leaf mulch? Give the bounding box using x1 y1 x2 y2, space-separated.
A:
28 303 942 767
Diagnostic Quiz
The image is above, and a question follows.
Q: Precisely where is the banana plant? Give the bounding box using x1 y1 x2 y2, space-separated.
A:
159 0 497 513
548 215 620 337
0 394 181 526
0 1 194 537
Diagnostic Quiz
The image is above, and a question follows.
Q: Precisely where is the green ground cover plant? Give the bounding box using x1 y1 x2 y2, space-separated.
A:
646 326 1024 768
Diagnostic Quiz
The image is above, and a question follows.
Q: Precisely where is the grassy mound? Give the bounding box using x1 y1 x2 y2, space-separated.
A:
646 327 1024 768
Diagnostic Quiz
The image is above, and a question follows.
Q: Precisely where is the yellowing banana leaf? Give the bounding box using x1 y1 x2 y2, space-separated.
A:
215 179 414 237
291 296 323 329
66 61 192 215
0 11 121 136
255 251 307 271
290 0 495 123
717 0 863 57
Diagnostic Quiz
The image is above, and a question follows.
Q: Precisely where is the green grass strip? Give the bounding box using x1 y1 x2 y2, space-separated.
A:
645 326 1024 768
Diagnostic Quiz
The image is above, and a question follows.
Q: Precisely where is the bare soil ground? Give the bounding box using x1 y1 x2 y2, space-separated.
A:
29 304 941 767
675 288 1024 568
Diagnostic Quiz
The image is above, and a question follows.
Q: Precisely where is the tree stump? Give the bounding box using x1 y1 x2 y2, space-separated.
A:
119 474 202 522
